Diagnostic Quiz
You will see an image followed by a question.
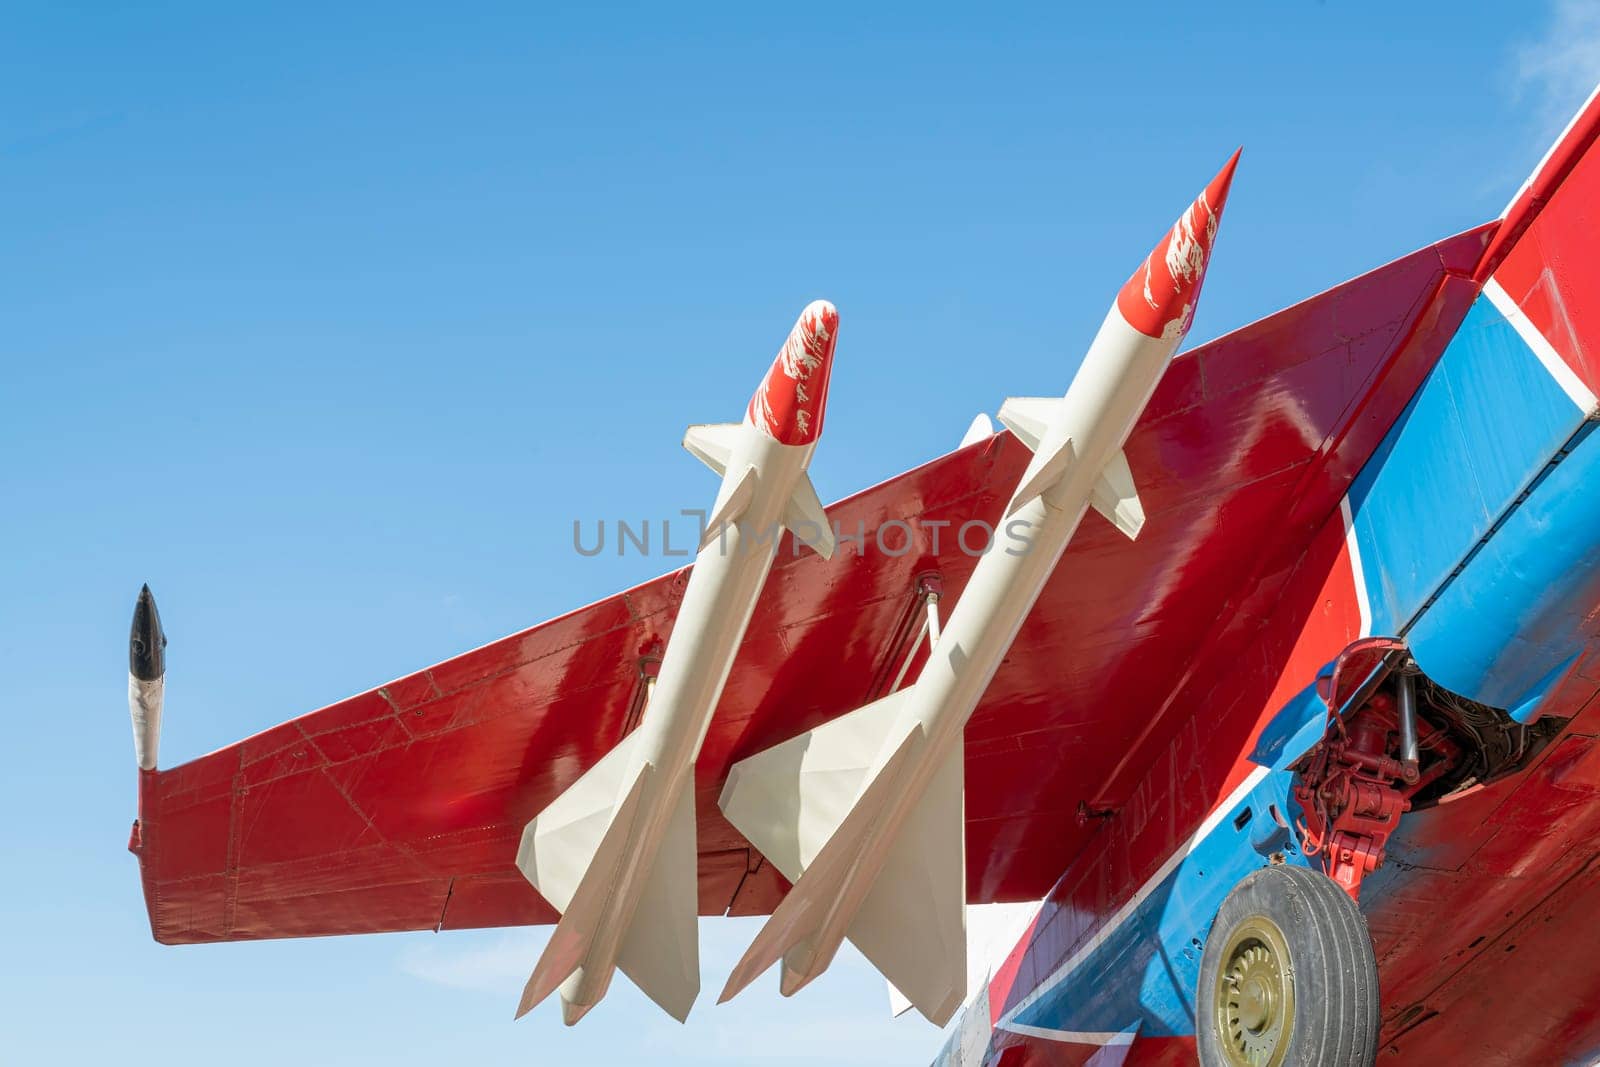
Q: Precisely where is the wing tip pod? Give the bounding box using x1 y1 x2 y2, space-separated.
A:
128 583 167 773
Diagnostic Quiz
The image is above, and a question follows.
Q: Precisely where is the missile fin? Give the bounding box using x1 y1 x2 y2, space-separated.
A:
718 724 923 1004
615 783 700 1022
996 397 1062 452
783 473 836 560
516 733 642 913
959 413 995 448
719 687 916 883
844 738 966 1026
1005 436 1077 518
1090 447 1146 540
516 760 652 1019
698 464 759 551
682 422 743 477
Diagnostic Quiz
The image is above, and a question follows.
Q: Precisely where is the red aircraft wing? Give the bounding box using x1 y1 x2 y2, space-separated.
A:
131 224 1492 945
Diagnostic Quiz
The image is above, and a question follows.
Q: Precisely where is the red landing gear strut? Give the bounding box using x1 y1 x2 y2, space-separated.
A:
1292 643 1458 899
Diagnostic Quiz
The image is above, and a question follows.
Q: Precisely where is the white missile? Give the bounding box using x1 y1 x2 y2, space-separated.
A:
716 152 1241 1024
514 300 841 1026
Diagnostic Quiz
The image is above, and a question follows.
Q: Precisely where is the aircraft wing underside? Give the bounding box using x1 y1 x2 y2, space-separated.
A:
130 225 1493 945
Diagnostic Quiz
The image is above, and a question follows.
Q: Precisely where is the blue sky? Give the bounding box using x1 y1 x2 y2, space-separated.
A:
3 3 1596 1063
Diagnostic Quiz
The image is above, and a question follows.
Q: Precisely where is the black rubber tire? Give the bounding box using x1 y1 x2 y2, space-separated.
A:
1197 864 1380 1067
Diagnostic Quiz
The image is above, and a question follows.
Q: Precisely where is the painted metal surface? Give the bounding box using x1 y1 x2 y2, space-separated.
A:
121 95 1600 1064
128 223 1489 953
1345 295 1593 642
959 498 1370 1066
940 90 1600 1067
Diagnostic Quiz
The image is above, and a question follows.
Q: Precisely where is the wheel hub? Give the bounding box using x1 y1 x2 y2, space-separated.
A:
1213 915 1294 1067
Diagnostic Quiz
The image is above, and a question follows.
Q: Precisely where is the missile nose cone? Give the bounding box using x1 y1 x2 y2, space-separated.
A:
746 299 839 446
1115 148 1242 341
129 584 167 681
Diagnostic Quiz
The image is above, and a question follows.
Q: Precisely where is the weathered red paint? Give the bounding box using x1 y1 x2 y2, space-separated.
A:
1115 149 1240 340
745 299 838 445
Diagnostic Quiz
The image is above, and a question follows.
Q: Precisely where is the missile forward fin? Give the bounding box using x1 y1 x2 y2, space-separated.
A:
783 473 836 560
699 464 759 551
719 687 916 883
996 396 1061 452
1090 448 1145 540
682 422 743 476
844 738 966 1026
516 759 652 1018
615 782 700 1022
1005 435 1077 518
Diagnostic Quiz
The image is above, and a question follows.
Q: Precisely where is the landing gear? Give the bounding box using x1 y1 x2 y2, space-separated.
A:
1198 865 1379 1067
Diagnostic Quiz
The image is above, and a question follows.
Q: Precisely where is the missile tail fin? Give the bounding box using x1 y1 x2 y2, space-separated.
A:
783 473 836 559
616 782 700 1022
844 738 966 1026
719 687 915 884
515 747 651 1018
1090 447 1145 540
682 422 742 476
719 721 923 1004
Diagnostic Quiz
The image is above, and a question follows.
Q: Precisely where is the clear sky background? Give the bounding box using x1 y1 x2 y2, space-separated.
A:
4 3 1598 1064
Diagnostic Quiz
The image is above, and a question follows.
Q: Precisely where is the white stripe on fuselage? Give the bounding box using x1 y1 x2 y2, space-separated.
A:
1483 278 1598 413
1001 1022 1137 1046
1339 496 1373 639
995 765 1271 1036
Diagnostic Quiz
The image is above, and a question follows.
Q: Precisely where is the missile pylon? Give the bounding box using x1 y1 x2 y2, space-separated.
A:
715 152 1241 1025
514 301 841 1026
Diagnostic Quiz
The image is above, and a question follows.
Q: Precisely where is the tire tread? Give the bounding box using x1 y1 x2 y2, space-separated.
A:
1197 864 1379 1067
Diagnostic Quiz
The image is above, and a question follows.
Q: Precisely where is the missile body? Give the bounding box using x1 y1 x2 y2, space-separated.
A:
717 155 1240 1024
516 301 841 1025
128 584 167 772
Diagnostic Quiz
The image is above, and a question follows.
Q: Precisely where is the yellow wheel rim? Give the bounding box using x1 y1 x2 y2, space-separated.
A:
1213 914 1295 1067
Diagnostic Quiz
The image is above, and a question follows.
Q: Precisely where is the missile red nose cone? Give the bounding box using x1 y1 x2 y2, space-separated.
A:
747 300 839 446
1116 148 1241 341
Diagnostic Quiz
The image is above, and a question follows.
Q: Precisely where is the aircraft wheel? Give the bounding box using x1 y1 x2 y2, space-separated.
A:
1197 865 1379 1067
